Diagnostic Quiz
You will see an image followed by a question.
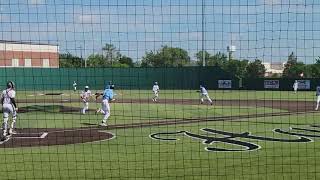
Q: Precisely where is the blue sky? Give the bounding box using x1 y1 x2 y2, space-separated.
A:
0 0 319 63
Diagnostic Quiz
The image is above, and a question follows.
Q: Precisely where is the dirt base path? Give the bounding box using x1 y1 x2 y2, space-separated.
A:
18 98 316 112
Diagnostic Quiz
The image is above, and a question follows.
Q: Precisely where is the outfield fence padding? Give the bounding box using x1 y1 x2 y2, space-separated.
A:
0 67 233 90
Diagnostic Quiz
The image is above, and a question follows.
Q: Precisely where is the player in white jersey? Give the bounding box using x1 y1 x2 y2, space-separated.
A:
73 81 77 92
80 86 92 114
152 82 160 102
293 80 298 93
1 81 18 140
200 85 213 105
315 86 320 110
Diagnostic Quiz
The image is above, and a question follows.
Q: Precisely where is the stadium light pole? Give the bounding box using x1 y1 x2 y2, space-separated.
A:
201 0 205 67
77 46 85 68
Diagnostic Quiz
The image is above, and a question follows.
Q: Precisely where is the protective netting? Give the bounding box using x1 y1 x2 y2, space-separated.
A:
0 0 319 179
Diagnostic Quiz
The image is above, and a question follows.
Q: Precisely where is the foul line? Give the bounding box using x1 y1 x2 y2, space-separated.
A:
10 132 48 139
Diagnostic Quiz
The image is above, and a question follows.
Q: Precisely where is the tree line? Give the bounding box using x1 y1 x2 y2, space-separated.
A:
60 44 320 79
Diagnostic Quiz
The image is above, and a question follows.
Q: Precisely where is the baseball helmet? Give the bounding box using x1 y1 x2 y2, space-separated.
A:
7 81 15 89
85 86 89 89
154 82 158 85
105 85 110 89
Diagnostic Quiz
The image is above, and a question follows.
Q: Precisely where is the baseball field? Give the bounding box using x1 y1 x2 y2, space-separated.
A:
0 89 319 179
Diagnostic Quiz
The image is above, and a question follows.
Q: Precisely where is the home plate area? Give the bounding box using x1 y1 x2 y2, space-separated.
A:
0 128 114 148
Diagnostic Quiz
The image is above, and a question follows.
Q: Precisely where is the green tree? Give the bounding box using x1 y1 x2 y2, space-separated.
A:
141 46 190 67
209 52 228 67
119 55 134 67
245 59 266 78
195 51 210 66
59 53 83 68
102 43 121 65
308 58 320 78
86 43 135 67
283 52 301 77
283 62 305 78
87 54 108 67
195 51 227 67
223 59 249 79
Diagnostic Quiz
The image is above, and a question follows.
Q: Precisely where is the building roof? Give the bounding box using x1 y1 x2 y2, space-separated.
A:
0 40 58 46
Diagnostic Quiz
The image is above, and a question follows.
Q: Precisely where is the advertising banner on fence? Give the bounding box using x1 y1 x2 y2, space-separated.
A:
297 80 310 90
218 80 232 89
264 80 279 89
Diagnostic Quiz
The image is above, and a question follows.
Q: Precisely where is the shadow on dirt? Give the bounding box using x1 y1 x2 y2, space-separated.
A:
44 93 63 95
81 122 99 126
0 105 80 114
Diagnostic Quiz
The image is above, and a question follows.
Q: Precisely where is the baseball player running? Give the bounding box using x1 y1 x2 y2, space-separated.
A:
152 82 160 102
200 85 213 105
73 81 77 92
96 84 116 127
315 86 320 110
80 86 92 114
293 80 298 93
1 81 18 140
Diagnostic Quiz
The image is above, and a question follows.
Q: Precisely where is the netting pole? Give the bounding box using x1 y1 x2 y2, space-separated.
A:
202 0 206 67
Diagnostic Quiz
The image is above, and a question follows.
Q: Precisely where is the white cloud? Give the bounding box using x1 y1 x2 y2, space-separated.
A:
0 14 9 22
75 14 100 24
262 0 281 5
262 0 306 5
28 0 46 5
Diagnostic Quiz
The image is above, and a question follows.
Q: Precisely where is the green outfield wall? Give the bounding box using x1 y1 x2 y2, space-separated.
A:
0 67 234 90
4 67 316 91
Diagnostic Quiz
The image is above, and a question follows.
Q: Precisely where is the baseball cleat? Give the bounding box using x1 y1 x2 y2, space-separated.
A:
0 136 7 141
9 129 17 135
96 108 101 114
99 122 108 127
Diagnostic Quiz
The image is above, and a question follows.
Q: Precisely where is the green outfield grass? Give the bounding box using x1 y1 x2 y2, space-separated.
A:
0 111 319 179
0 92 319 179
16 102 284 128
17 90 318 101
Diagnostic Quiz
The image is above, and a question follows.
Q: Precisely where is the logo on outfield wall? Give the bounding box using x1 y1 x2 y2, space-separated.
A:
297 80 310 90
218 80 232 89
264 80 279 89
149 125 320 152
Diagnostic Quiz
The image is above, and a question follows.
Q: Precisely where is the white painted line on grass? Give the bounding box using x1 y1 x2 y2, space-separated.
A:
40 132 48 138
14 132 48 139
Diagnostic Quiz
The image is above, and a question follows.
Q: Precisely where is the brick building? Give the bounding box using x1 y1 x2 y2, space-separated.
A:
0 41 59 68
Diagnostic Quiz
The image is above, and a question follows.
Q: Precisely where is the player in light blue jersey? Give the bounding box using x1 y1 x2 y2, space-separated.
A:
315 86 320 110
96 84 116 126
